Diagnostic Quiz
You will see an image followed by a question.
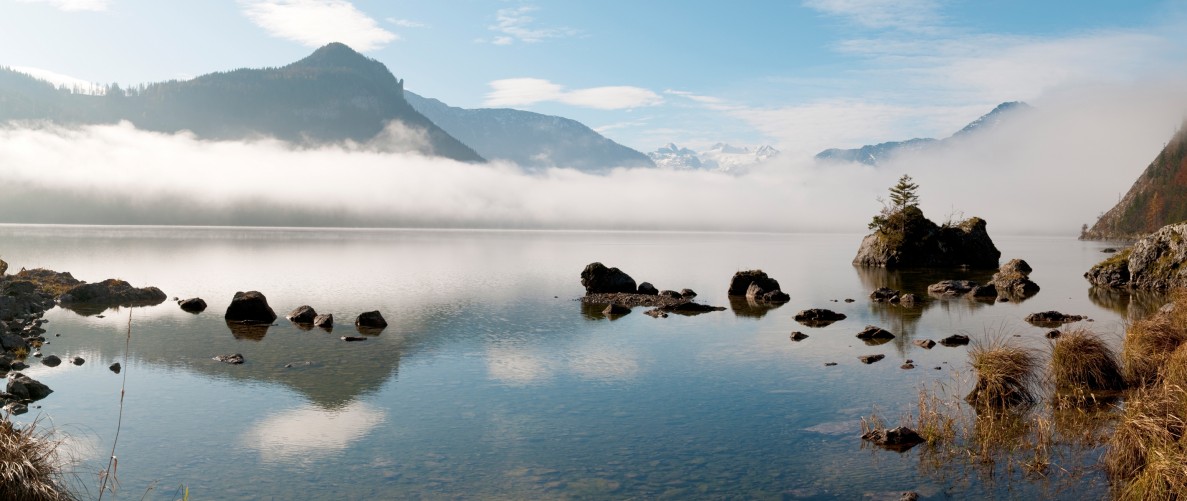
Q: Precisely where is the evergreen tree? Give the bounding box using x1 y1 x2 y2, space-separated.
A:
888 174 920 210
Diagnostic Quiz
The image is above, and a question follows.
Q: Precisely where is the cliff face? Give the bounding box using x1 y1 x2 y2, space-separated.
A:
853 207 1001 269
1083 120 1187 240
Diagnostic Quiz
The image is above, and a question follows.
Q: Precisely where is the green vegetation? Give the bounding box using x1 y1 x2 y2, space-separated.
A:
1086 119 1187 239
869 174 921 233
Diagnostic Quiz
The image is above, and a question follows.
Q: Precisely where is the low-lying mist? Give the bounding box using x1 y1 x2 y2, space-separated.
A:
1 80 1184 235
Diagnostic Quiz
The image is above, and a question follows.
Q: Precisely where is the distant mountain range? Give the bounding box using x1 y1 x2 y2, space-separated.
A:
815 102 1032 165
1083 119 1187 240
0 43 483 162
405 92 653 171
648 143 779 171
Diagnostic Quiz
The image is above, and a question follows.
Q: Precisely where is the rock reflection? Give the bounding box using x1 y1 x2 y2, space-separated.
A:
1087 287 1169 321
59 299 165 317
245 401 386 464
225 320 271 341
854 265 997 355
728 296 785 318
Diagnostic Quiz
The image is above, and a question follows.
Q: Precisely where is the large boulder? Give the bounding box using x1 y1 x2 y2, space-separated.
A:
58 279 167 306
7 372 52 401
991 258 1040 298
853 207 1000 269
580 263 637 294
1086 223 1187 290
728 270 782 296
224 291 277 323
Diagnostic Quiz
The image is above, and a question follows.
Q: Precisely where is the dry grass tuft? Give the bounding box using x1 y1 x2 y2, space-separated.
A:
0 417 76 501
1051 329 1125 393
966 337 1040 409
1122 290 1187 386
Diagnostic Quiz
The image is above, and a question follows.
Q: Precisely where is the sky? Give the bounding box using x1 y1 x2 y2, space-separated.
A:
2 1 1187 236
3 0 1187 155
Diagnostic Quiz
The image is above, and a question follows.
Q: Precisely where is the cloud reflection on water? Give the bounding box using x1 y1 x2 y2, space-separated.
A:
244 401 386 464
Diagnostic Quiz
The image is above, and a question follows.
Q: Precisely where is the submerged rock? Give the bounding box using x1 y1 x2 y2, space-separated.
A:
861 426 924 452
927 280 979 297
213 353 245 364
793 309 847 327
939 334 970 347
603 303 631 317
341 336 367 342
41 355 61 367
178 297 207 313
580 262 637 294
70 356 84 366
224 291 277 323
109 362 121 374
1025 311 1086 327
913 339 936 349
790 331 809 341
858 354 885 364
856 325 895 340
869 287 902 303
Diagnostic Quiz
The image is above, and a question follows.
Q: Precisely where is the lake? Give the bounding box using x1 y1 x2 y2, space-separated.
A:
0 225 1146 499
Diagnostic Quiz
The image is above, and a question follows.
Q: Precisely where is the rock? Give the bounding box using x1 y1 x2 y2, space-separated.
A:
853 207 1000 269
1025 311 1086 327
991 258 1040 298
680 289 697 298
745 282 790 303
898 293 918 305
825 362 838 366
603 303 631 317
58 279 167 306
927 280 979 296
659 290 683 299
313 314 334 329
968 284 998 299
939 334 970 347
869 288 901 303
1046 329 1062 339
901 363 915 369
861 426 924 451
856 325 895 340
0 258 6 276
213 353 244 364
859 354 885 364
355 311 388 329
844 298 855 303
658 302 726 315
287 305 318 324
4 402 26 415
109 362 121 373
1085 223 1187 290
41 355 61 367
793 309 847 327
644 310 668 318
0 332 26 351
901 491 920 501
341 336 367 342
580 262 637 294
224 291 277 323
728 270 783 296
7 372 52 401
637 282 659 295
70 356 83 366
913 339 936 349
1102 248 1118 253
790 331 808 341
178 298 207 313
10 362 27 371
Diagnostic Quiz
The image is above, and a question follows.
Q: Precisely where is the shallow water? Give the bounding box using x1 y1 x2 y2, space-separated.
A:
0 225 1147 499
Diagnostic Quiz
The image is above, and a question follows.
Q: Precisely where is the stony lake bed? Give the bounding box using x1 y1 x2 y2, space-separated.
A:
0 225 1155 500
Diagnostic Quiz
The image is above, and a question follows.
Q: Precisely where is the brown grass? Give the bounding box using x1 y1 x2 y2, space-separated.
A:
1122 291 1187 386
1051 329 1125 393
966 337 1040 409
0 418 76 501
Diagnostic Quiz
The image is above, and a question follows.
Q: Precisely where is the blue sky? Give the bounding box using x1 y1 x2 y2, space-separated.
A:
3 0 1186 155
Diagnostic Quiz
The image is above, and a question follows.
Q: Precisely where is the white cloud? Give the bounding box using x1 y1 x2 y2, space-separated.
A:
485 5 579 45
803 0 941 33
240 0 397 52
485 78 662 110
15 0 109 12
386 17 426 28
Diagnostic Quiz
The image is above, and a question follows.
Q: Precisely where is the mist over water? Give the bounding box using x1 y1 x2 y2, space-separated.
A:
1 81 1185 235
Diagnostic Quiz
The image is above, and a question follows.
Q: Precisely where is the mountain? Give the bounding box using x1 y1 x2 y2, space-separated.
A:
648 143 780 171
0 43 483 162
405 92 653 171
1082 119 1187 240
815 101 1031 165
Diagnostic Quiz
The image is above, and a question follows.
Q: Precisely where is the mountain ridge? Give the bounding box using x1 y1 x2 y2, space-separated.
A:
1082 119 1187 240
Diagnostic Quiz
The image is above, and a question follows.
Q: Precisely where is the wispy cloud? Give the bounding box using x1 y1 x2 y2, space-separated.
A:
387 17 427 29
483 5 579 45
802 0 941 33
15 0 109 12
240 0 397 52
485 78 662 110
664 90 743 112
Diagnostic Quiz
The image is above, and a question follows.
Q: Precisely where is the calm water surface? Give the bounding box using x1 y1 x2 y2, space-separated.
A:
0 225 1148 499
